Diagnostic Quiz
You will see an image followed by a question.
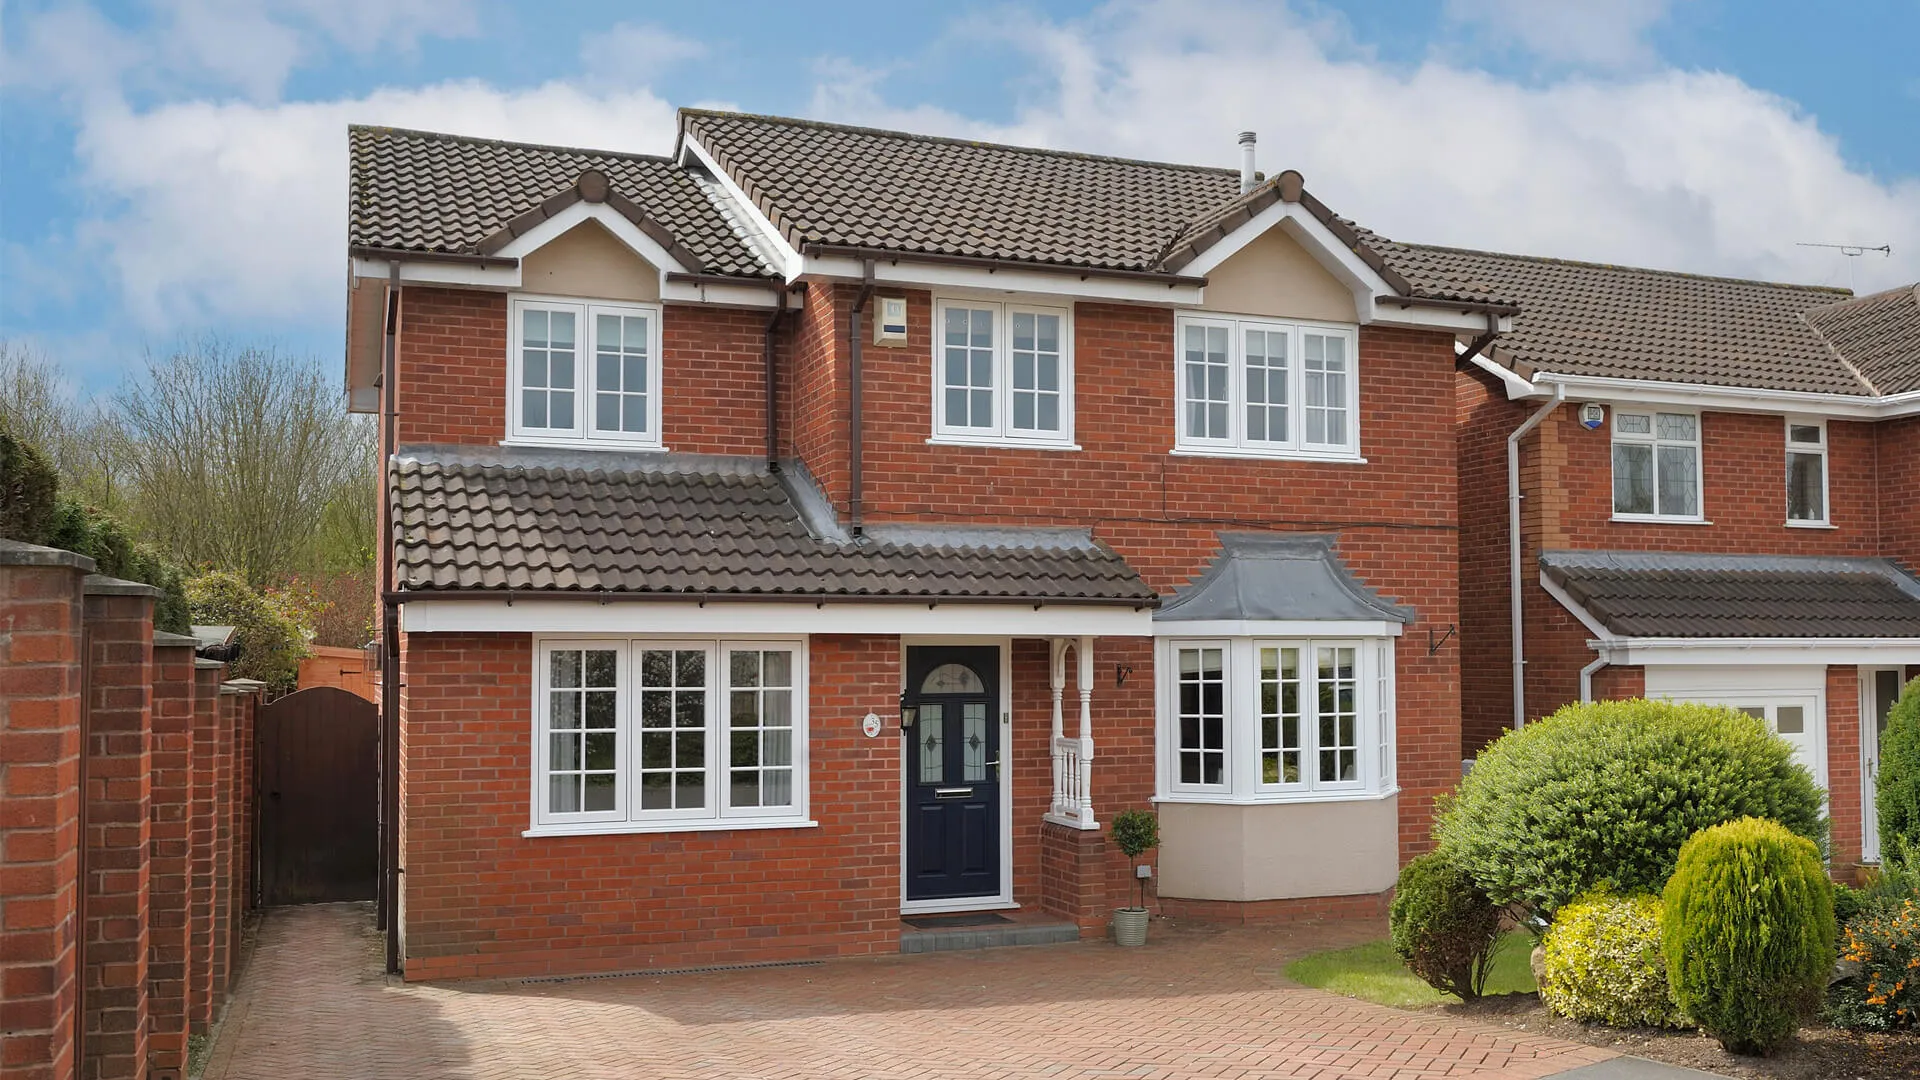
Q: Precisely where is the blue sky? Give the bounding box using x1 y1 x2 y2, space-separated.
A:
4 0 1918 394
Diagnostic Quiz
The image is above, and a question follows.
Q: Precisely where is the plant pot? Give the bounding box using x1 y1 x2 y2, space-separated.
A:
1113 906 1150 947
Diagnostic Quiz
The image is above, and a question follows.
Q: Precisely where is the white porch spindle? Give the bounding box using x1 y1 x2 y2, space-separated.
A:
1044 636 1098 830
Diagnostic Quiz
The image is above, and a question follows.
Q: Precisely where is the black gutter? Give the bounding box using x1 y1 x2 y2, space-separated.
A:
1456 311 1503 367
849 262 875 538
664 271 786 289
350 245 519 270
382 588 1161 610
764 288 787 470
804 243 1208 287
1377 294 1521 317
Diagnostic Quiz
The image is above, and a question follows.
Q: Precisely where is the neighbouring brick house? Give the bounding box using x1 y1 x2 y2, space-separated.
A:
1454 257 1920 876
346 112 1517 980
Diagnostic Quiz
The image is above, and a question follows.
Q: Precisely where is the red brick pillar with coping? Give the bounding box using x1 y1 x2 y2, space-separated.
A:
186 659 223 1033
226 682 265 968
0 540 92 1080
1039 822 1113 935
211 684 239 998
1827 665 1864 878
146 630 200 1078
81 575 157 1080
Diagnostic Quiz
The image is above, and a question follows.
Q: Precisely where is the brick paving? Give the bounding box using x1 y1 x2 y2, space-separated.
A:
203 903 1616 1080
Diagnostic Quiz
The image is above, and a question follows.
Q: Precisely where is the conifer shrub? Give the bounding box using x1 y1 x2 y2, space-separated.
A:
1662 818 1835 1055
1388 853 1502 1000
1539 892 1685 1028
1435 699 1825 922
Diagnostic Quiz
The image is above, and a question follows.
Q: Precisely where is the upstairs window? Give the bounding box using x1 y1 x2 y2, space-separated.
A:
1785 420 1828 525
1612 410 1701 520
1174 315 1360 459
509 297 663 448
932 299 1074 448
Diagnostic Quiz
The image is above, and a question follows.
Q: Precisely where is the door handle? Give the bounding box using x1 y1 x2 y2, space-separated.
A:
933 787 974 799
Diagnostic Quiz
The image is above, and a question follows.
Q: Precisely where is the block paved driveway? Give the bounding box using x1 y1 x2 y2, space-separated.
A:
203 903 1619 1080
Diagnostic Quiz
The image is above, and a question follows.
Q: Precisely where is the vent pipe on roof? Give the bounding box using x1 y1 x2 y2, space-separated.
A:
1238 131 1257 194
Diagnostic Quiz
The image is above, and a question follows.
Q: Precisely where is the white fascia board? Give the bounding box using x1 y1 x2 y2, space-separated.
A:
1531 372 1891 419
680 136 805 281
493 201 690 278
350 256 520 290
1151 619 1404 638
1180 201 1394 298
658 279 783 309
804 252 1205 306
1464 351 1537 398
1371 305 1513 334
1536 573 1618 642
401 599 1155 637
1597 637 1920 667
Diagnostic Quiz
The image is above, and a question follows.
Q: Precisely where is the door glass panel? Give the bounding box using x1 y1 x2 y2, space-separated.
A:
963 702 988 781
1875 671 1901 736
918 702 945 784
921 663 985 695
1775 705 1805 735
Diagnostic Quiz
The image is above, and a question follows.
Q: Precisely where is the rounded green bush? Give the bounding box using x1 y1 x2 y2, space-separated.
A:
1877 678 1920 859
1662 818 1835 1055
1389 853 1502 1000
1435 699 1825 921
1540 892 1685 1028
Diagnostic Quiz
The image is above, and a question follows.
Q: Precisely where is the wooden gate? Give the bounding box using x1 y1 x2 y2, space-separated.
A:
256 686 378 905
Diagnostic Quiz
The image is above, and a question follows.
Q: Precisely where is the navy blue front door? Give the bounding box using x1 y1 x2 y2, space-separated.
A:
904 646 1001 902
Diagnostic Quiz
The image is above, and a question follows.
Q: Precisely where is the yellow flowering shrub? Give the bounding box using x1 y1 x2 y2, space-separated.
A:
1540 892 1687 1028
1828 899 1920 1031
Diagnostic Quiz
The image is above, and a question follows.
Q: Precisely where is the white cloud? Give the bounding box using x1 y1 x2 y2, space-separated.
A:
1443 0 1677 69
581 22 707 86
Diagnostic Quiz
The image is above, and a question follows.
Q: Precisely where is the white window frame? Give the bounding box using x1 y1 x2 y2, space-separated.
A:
1171 313 1362 461
1156 636 1396 804
929 296 1076 449
1784 417 1831 527
507 295 665 450
1610 409 1705 522
528 636 811 836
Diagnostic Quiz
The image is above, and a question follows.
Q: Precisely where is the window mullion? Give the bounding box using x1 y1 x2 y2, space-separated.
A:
995 302 1012 440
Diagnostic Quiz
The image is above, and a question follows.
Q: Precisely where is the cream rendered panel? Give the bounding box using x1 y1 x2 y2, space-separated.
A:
1202 226 1358 324
520 220 662 302
1157 796 1399 901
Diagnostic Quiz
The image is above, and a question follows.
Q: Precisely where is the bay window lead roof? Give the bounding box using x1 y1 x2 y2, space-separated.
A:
1154 533 1414 624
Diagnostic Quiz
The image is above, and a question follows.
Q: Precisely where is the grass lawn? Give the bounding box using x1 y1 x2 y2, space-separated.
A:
1285 931 1537 1008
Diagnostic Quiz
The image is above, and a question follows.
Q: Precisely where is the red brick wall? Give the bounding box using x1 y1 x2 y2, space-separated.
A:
1589 664 1646 701
1456 368 1531 751
787 280 848 503
0 556 89 1080
145 640 197 1078
186 664 220 1033
395 288 770 455
1881 414 1920 573
398 632 904 980
1828 665 1864 872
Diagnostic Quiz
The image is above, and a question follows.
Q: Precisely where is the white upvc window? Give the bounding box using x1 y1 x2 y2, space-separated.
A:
1785 419 1829 525
1611 410 1702 520
931 298 1074 448
509 296 664 449
1159 636 1395 802
531 637 808 834
1173 314 1360 460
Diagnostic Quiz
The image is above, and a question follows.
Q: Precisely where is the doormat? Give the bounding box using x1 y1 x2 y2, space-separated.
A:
903 912 1014 930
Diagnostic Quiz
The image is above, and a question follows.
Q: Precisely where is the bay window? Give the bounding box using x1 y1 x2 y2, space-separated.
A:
532 637 808 834
932 298 1074 447
1173 314 1360 459
1160 637 1395 801
1612 410 1701 520
509 297 663 448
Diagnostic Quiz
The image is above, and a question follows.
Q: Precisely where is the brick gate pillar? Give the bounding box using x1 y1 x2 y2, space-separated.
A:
187 659 223 1033
0 541 92 1080
146 630 200 1078
211 685 239 998
81 576 158 1080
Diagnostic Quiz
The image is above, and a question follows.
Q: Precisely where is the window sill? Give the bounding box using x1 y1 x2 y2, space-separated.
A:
500 437 668 453
1169 447 1367 465
1785 520 1837 530
1153 786 1398 807
925 436 1081 452
1609 514 1712 526
523 818 818 838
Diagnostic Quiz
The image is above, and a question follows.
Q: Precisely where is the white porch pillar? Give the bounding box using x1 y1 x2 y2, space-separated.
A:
1048 638 1068 820
1076 635 1095 826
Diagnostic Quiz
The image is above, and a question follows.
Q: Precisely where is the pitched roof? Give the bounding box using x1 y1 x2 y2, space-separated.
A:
389 448 1156 604
1155 533 1412 623
348 126 773 278
1802 283 1920 396
1541 550 1920 639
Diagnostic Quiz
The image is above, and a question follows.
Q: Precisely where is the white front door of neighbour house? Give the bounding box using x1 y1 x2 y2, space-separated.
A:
1862 668 1904 864
1724 698 1821 780
1644 668 1826 791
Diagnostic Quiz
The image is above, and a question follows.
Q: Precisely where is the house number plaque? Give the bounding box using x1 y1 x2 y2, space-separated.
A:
861 712 883 738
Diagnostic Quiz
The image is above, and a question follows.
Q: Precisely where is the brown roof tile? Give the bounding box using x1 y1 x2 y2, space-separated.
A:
1803 283 1920 396
1541 550 1920 638
389 451 1156 604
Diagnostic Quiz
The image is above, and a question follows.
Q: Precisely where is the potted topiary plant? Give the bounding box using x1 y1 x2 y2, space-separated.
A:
1110 808 1160 947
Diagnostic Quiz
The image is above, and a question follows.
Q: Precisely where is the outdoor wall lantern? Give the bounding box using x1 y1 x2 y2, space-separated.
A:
899 694 918 730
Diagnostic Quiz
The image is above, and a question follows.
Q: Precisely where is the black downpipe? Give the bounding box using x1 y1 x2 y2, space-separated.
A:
378 265 403 973
849 262 875 538
764 288 787 471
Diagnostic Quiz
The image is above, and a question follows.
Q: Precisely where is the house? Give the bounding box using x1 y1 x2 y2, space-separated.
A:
344 112 1500 979
1454 257 1920 875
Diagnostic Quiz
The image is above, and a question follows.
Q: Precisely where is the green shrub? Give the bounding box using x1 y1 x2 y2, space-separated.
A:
1435 699 1825 922
1110 809 1159 910
1879 678 1920 859
1540 892 1686 1028
1827 898 1920 1030
1663 818 1835 1055
186 570 309 695
0 417 59 542
1389 853 1502 1001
